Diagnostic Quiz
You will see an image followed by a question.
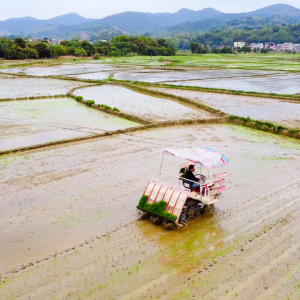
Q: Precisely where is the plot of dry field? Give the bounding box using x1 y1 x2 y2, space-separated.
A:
0 125 300 300
73 85 214 122
145 87 300 128
0 97 140 151
1 61 300 300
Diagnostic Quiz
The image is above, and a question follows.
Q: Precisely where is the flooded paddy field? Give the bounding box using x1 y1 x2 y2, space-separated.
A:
68 68 168 80
111 69 281 83
146 87 300 128
0 63 142 76
0 97 139 151
1 124 300 299
165 73 300 95
73 85 214 122
100 53 300 71
0 77 94 99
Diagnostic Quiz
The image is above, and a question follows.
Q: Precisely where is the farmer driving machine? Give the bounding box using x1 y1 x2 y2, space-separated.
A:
137 148 231 230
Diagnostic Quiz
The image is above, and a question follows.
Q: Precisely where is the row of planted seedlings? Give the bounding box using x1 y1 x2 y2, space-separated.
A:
75 96 120 112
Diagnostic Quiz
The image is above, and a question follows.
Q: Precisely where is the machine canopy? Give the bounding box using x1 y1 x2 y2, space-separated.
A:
164 148 229 169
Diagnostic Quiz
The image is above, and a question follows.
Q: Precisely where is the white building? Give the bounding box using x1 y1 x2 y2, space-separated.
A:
234 42 246 48
293 44 300 52
276 43 294 52
265 42 276 51
249 43 264 50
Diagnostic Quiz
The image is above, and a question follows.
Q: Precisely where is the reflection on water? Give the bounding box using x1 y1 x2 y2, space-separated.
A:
152 88 300 128
0 64 131 76
113 69 279 83
0 98 140 151
166 74 300 95
0 78 90 99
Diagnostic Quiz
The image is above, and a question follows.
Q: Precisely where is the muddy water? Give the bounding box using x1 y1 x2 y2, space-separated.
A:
0 63 141 76
0 124 300 300
73 85 214 122
68 69 168 80
147 87 300 128
112 69 281 83
0 98 140 151
68 72 111 80
0 77 93 99
166 73 300 94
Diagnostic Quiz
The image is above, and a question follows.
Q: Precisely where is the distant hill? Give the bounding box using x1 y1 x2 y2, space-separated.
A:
0 13 93 36
155 4 300 36
1 4 300 39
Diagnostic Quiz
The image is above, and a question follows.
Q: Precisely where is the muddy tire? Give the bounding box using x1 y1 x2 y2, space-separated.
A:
152 217 163 225
202 205 209 215
163 222 177 231
187 208 197 220
139 212 150 220
202 205 215 214
209 204 216 213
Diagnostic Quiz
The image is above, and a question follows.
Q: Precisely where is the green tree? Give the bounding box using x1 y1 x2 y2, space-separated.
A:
221 47 233 54
166 38 178 52
0 39 10 58
190 42 199 53
34 42 51 58
52 45 68 58
81 40 95 56
24 48 39 59
14 38 27 48
7 45 25 59
74 48 87 57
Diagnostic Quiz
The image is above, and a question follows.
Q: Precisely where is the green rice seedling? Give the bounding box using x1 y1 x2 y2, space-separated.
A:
86 100 95 106
112 107 120 112
76 96 83 101
137 195 177 222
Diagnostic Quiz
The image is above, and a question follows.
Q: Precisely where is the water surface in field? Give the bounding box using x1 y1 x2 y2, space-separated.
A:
0 97 140 151
0 63 141 76
69 72 111 80
112 69 281 83
165 74 300 94
0 77 93 99
73 85 213 122
149 87 300 128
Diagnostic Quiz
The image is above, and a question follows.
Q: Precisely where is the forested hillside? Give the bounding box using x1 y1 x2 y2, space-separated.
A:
177 24 300 49
1 4 300 40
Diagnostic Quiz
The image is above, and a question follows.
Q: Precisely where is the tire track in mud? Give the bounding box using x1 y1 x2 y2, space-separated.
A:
2 180 298 300
117 180 300 300
0 220 131 282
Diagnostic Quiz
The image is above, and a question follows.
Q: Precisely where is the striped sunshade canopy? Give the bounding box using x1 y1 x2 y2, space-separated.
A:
164 148 229 169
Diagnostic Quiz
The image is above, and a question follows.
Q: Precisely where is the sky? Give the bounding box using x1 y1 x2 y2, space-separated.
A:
0 0 300 20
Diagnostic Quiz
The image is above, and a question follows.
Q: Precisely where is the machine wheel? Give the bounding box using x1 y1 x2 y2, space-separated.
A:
202 205 209 215
152 217 163 225
187 208 197 220
209 204 216 213
139 212 150 220
163 222 177 231
202 205 215 214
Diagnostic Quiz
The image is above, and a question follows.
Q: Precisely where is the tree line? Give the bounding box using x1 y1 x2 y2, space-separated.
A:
0 35 176 60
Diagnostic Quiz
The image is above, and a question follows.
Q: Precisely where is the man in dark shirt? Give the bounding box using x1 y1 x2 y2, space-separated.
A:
185 165 201 190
